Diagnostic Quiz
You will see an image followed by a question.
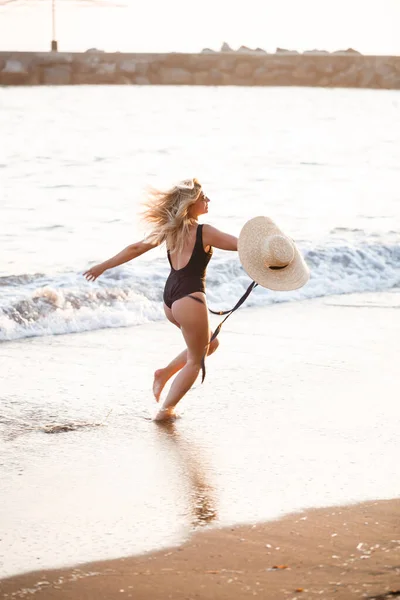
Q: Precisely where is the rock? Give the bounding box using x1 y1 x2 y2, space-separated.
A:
381 72 400 88
218 57 237 72
187 54 219 71
134 75 150 85
209 68 223 84
2 59 27 73
375 63 400 88
253 67 294 84
119 59 137 74
333 48 362 55
276 48 299 54
35 52 73 65
74 56 122 80
117 75 132 84
221 72 233 85
158 67 192 84
96 62 116 75
73 58 117 82
0 59 30 84
134 61 150 75
316 61 335 74
193 70 210 85
330 63 360 85
27 68 41 85
357 70 378 87
76 54 102 72
221 42 233 52
235 62 253 78
42 65 71 84
162 53 191 68
376 63 395 77
264 58 293 71
253 66 268 80
254 47 267 54
237 45 252 53
303 49 330 55
72 72 116 84
201 48 216 53
292 64 317 81
192 68 222 84
85 48 104 53
317 76 332 86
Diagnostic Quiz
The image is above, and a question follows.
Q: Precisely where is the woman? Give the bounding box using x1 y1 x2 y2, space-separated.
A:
83 178 238 421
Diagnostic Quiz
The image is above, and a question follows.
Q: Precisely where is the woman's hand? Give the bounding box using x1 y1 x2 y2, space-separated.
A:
83 264 106 282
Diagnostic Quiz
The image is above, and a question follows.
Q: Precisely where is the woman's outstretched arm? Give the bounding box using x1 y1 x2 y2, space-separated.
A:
202 224 238 251
83 239 157 281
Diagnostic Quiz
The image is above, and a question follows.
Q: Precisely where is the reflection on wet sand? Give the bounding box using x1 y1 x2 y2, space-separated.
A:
154 420 217 528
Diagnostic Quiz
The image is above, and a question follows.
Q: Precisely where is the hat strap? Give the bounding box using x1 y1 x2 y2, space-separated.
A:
201 280 258 383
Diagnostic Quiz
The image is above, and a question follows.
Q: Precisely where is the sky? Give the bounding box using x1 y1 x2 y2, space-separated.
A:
0 0 399 55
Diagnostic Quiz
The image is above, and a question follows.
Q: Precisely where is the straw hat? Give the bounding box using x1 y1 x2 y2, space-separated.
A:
238 216 310 291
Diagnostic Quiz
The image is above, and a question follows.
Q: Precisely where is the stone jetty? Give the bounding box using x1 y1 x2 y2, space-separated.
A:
0 50 399 88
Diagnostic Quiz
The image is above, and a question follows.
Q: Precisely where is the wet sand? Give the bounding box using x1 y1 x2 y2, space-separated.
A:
1 499 399 599
1 291 399 584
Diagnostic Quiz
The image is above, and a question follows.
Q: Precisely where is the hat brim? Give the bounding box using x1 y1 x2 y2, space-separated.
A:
238 216 310 291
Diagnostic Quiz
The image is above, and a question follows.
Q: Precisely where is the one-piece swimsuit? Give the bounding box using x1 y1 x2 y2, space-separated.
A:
163 224 213 308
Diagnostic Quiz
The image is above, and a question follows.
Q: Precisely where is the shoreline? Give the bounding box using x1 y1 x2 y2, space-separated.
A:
1 498 399 599
1 292 399 582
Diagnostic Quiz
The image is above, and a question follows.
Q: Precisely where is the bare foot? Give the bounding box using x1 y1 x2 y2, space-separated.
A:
153 407 176 422
153 369 168 402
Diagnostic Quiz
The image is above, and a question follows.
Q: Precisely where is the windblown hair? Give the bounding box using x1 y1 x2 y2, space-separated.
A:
142 178 203 254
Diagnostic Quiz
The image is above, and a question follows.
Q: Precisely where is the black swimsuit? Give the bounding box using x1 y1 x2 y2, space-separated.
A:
163 224 213 309
163 223 257 383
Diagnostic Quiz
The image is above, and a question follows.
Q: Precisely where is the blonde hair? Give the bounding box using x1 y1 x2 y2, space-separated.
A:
142 178 203 254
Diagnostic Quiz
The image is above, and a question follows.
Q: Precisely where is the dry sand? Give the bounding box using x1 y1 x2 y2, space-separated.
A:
1 499 399 600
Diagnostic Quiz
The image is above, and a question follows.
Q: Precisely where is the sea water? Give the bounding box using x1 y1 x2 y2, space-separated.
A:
1 85 399 341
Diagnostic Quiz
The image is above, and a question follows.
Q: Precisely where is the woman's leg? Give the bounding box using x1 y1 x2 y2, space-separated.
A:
154 295 211 420
153 300 219 402
153 303 182 401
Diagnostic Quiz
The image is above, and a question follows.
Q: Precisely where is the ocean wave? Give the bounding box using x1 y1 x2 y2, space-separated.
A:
0 273 47 287
0 241 399 342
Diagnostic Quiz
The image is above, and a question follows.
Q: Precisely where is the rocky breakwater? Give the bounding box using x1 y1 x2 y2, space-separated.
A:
0 50 399 88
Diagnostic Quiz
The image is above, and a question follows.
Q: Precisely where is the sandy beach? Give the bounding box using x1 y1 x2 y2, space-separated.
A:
1 290 399 597
1 80 399 600
1 499 399 599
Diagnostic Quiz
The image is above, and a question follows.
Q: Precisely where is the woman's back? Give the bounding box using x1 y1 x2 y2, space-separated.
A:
168 224 199 271
167 224 211 272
